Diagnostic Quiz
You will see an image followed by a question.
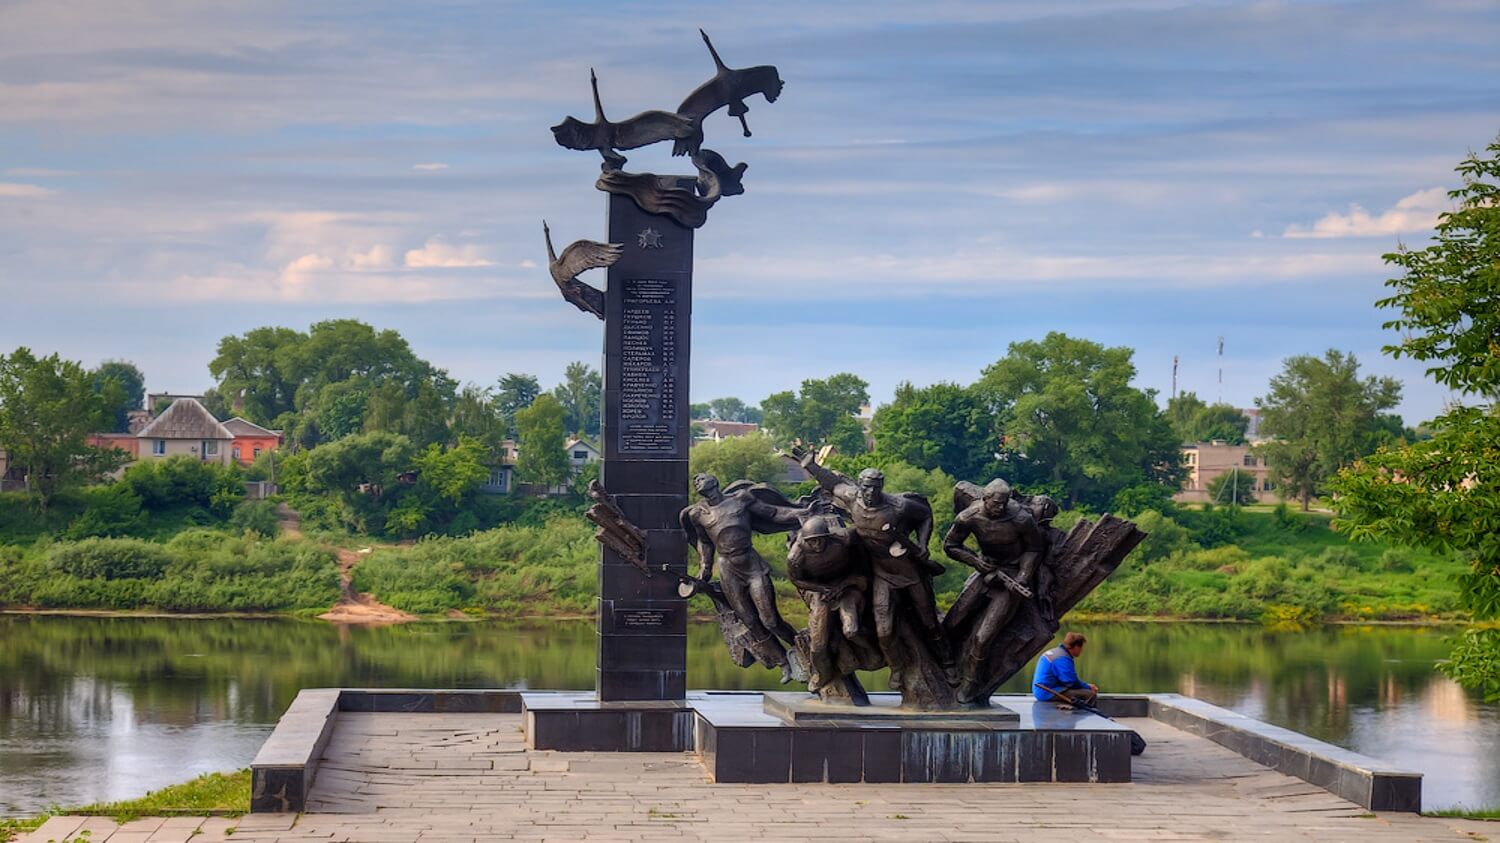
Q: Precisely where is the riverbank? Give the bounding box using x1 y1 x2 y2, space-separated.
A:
0 507 1472 625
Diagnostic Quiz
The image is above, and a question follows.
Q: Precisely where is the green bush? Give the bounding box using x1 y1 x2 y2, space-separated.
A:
228 499 280 538
1126 510 1197 564
64 484 146 539
49 537 175 580
124 456 243 516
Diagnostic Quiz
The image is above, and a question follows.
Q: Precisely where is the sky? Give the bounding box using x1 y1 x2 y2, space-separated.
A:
2 0 1498 423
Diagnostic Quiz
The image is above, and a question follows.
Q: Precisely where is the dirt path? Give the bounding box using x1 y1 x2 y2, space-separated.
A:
275 503 415 624
317 545 417 625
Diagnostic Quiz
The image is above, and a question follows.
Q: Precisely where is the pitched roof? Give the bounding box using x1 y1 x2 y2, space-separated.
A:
223 417 279 438
137 397 233 441
565 436 600 452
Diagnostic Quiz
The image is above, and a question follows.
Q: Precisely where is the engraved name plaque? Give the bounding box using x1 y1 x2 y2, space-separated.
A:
618 277 682 455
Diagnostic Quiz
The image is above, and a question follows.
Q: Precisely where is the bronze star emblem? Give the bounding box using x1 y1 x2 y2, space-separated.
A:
637 228 664 249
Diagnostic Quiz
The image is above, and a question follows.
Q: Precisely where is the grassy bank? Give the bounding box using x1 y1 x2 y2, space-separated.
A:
1 769 249 840
0 498 1470 624
0 531 340 613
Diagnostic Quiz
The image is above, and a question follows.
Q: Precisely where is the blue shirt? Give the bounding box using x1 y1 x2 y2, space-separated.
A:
1032 645 1087 700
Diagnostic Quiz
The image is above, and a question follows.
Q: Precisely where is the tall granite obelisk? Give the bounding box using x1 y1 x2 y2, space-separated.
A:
596 188 694 701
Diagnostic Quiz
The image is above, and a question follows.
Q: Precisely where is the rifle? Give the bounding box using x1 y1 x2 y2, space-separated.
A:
1035 683 1147 756
983 565 1034 598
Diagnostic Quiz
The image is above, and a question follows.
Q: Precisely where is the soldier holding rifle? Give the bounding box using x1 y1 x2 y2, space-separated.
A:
942 478 1047 704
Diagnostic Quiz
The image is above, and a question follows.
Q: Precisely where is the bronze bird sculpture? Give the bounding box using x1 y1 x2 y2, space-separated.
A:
673 30 785 156
543 221 620 320
551 69 697 171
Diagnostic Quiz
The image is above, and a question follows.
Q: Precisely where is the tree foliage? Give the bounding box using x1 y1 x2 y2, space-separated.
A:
495 373 541 437
761 373 869 455
975 332 1182 509
1167 392 1249 444
552 361 601 438
0 348 126 509
209 321 456 448
514 394 569 488
1255 350 1400 510
688 433 785 488
870 381 994 481
1330 136 1500 699
1206 469 1259 506
91 360 146 433
703 397 763 424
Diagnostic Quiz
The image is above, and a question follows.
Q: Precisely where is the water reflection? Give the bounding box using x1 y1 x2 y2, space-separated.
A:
1 615 1495 813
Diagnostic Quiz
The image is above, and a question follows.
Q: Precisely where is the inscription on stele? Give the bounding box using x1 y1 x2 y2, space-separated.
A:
618 278 681 455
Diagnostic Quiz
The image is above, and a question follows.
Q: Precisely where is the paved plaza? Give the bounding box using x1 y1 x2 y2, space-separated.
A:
16 713 1495 842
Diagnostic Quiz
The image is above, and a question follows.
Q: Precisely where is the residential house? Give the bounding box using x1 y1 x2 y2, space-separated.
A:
1175 440 1278 504
565 436 601 471
479 437 599 496
222 418 282 466
135 397 234 465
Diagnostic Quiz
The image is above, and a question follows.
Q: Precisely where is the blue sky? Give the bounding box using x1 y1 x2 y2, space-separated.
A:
2 0 1497 423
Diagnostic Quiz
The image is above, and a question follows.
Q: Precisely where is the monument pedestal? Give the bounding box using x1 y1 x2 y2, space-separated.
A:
693 693 1132 784
596 189 694 702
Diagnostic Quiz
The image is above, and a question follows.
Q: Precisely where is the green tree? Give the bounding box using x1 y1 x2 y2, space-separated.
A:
1166 391 1249 444
706 397 763 424
870 381 995 481
1206 469 1258 506
91 360 146 433
1330 136 1500 699
1254 350 1400 510
495 373 541 437
552 361 601 437
760 373 870 455
208 326 304 425
0 348 125 510
451 384 505 451
688 433 785 488
975 332 1182 509
514 394 569 489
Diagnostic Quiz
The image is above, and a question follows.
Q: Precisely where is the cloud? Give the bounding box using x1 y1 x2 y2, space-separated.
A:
3 168 73 177
0 182 56 198
404 238 493 268
1282 187 1449 239
412 162 449 171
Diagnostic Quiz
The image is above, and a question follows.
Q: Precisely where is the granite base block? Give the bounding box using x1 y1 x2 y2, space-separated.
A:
523 692 694 751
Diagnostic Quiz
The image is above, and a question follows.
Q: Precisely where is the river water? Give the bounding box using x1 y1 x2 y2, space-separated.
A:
1 615 1495 814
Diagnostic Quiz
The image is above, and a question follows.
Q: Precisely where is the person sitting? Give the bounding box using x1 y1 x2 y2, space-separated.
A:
1032 631 1099 704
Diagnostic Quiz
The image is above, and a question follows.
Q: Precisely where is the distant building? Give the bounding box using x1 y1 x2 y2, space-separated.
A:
0 446 23 492
565 436 601 470
694 420 760 442
1240 408 1266 443
222 417 283 466
87 433 140 462
135 397 234 465
1176 440 1278 504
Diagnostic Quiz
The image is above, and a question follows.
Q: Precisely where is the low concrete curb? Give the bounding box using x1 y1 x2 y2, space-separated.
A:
1147 693 1421 811
249 689 1423 813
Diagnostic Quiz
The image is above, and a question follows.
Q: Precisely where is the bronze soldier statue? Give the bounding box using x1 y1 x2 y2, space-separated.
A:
680 473 806 683
800 458 957 687
942 479 1047 703
786 510 880 699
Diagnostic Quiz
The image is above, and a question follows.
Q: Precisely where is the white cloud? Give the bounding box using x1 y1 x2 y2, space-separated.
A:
0 182 56 198
519 259 538 269
412 163 449 171
404 238 493 268
3 168 72 177
1282 187 1449 239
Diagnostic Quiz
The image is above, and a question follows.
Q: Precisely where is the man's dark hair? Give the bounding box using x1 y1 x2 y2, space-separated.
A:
1063 632 1087 649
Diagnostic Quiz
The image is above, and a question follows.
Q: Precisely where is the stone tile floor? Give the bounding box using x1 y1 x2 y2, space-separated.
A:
14 713 1496 842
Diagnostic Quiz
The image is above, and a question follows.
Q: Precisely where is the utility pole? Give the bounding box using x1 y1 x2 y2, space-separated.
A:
1172 355 1179 400
1217 336 1225 404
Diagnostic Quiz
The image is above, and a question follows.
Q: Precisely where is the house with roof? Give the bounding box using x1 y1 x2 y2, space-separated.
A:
135 397 234 465
223 418 282 466
694 419 760 442
564 436 601 471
